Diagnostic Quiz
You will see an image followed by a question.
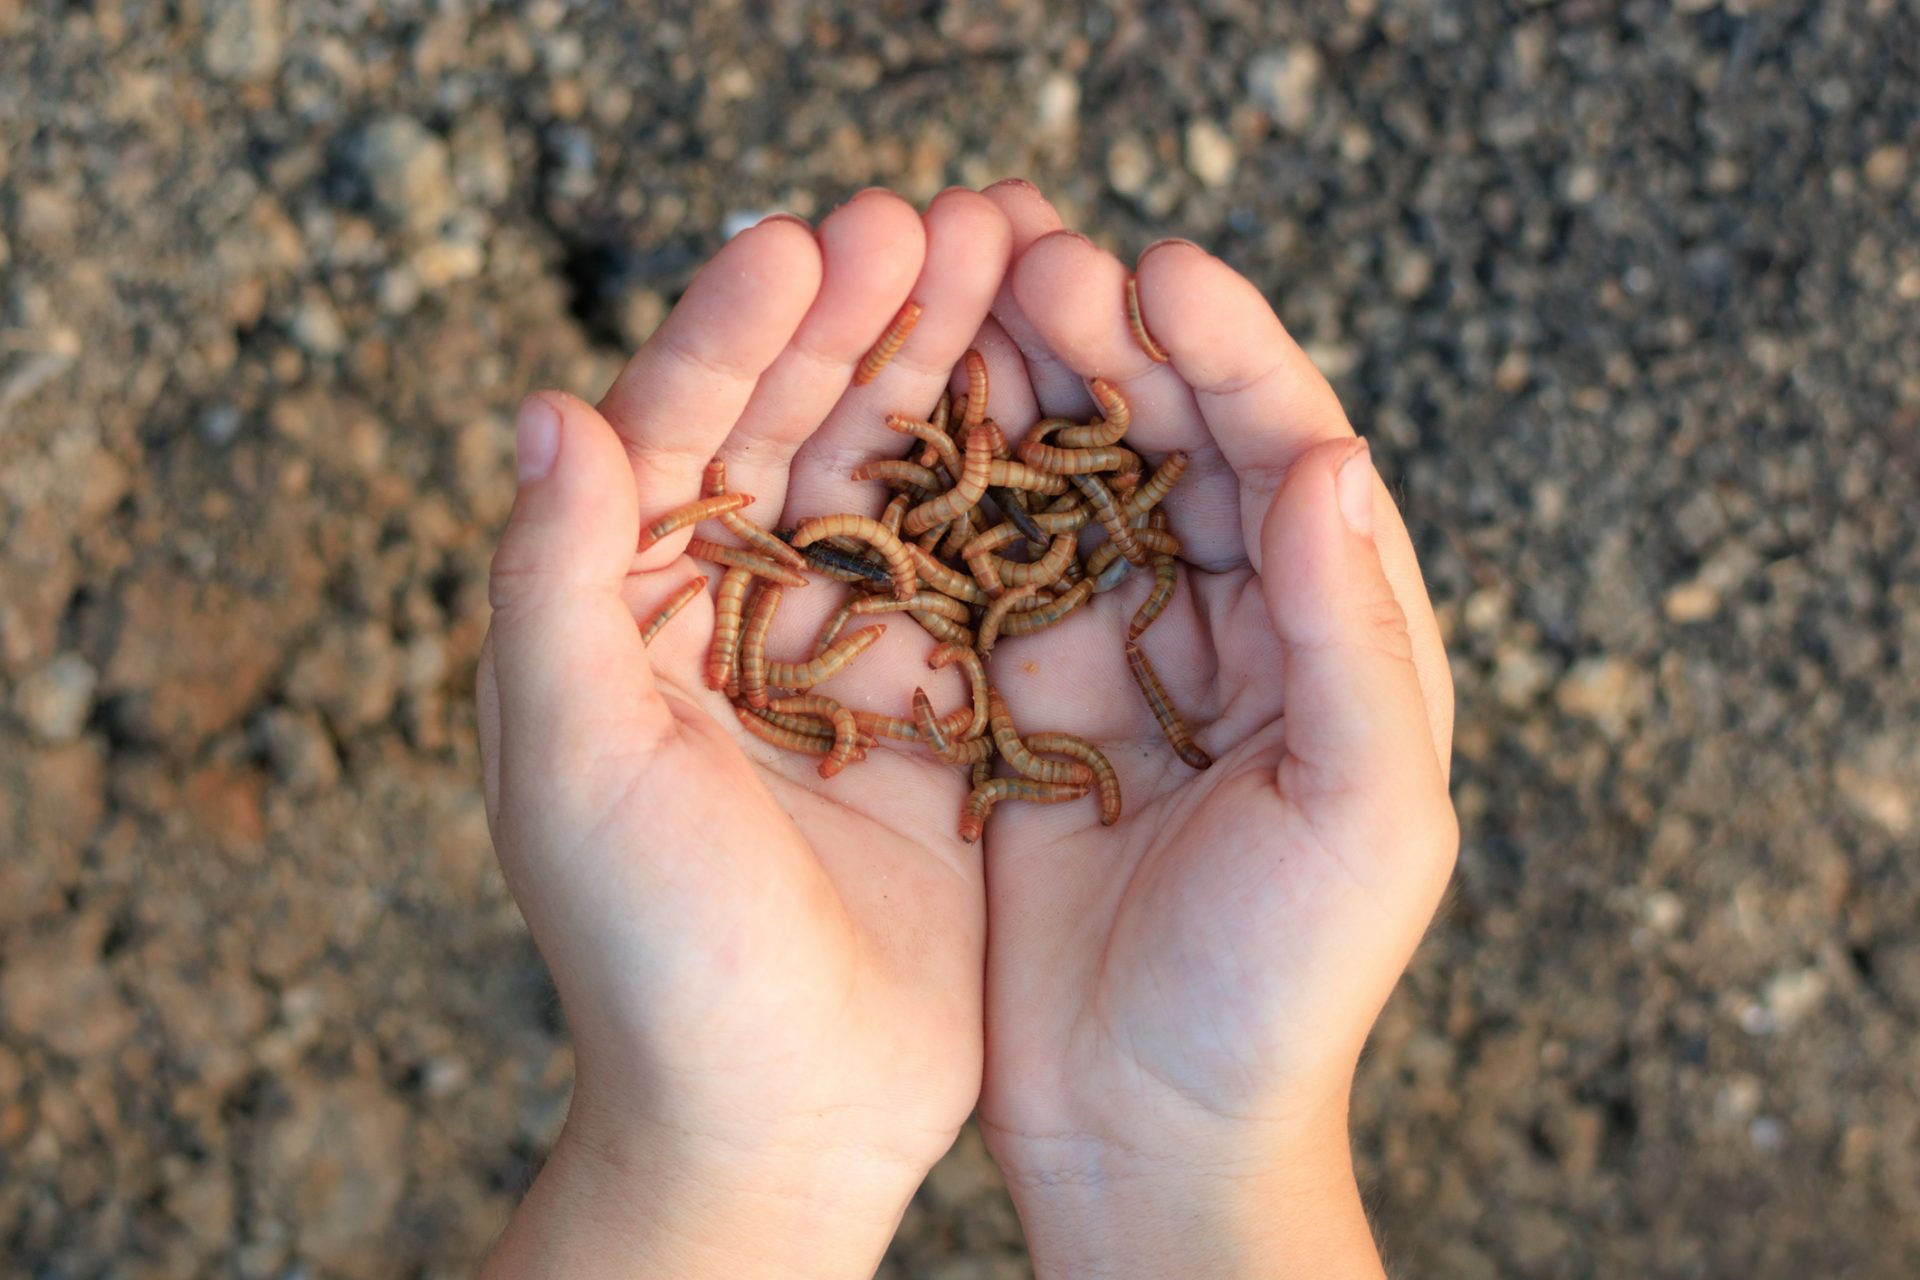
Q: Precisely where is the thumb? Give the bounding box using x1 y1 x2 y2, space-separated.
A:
485 392 671 794
1258 439 1454 876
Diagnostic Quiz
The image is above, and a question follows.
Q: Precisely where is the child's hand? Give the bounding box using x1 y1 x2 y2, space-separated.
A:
970 183 1457 1277
475 190 1014 1278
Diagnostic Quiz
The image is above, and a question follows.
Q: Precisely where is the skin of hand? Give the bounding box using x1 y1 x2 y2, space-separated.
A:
474 189 1022 1278
967 181 1459 1279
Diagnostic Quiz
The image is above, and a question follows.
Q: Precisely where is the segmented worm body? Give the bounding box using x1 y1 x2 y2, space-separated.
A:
765 624 886 689
927 642 989 739
738 583 782 708
766 694 861 778
1073 473 1150 567
635 493 755 553
887 414 963 475
903 426 992 536
1020 439 1142 476
1125 641 1213 769
988 690 1094 785
958 778 1090 844
685 538 810 586
977 585 1044 658
850 590 971 621
1130 509 1178 640
1122 451 1191 520
853 301 921 386
1023 732 1121 825
985 460 1071 494
1126 278 1171 363
996 578 1094 636
638 575 708 646
789 515 917 600
706 567 754 691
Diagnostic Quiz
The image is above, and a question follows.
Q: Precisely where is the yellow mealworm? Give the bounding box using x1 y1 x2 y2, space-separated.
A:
969 759 994 792
813 596 856 654
1130 510 1178 640
927 642 990 739
880 493 911 537
903 425 992 536
908 687 991 764
638 574 707 646
1127 277 1171 363
939 505 980 559
685 537 811 587
1052 380 1134 448
765 624 886 689
767 694 862 778
958 777 1090 844
702 458 727 496
789 514 917 601
988 689 1093 785
1072 473 1150 567
1023 732 1121 825
962 521 1023 595
720 514 813 571
907 608 975 648
977 585 1044 658
738 582 783 709
706 567 754 690
849 590 972 622
1018 438 1142 476
906 544 989 604
634 492 755 553
887 415 963 476
853 300 921 386
962 349 988 431
1125 641 1213 770
854 702 972 743
985 460 1070 494
853 459 943 494
1120 451 1191 520
998 532 1078 589
996 578 1094 636
735 705 851 759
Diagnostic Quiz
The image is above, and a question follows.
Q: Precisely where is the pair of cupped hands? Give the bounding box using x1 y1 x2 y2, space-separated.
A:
476 181 1456 1278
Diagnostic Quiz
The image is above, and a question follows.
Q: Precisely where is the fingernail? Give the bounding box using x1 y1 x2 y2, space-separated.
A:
756 211 811 229
1336 442 1375 537
516 394 560 482
1141 236 1201 259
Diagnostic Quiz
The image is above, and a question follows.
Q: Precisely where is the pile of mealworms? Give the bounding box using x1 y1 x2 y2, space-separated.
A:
633 291 1209 843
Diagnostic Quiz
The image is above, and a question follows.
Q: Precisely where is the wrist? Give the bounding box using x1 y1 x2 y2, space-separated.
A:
984 1091 1382 1280
482 1079 934 1279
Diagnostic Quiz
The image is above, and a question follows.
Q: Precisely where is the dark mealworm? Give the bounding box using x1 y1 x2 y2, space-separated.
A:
1125 640 1213 769
1126 278 1171 363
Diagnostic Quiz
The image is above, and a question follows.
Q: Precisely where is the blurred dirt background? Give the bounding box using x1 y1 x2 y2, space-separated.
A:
3 0 1918 1275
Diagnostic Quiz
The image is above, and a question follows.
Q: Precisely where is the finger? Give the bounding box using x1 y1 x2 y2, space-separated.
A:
718 190 927 519
487 393 673 790
1260 438 1454 877
1137 242 1453 768
784 188 1011 516
598 217 823 555
978 179 1091 416
1009 230 1245 569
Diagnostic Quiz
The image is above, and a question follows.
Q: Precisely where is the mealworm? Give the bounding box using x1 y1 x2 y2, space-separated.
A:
706 567 754 691
1130 510 1178 640
638 574 707 646
854 702 973 744
1018 438 1142 476
903 425 992 536
736 705 855 760
906 545 989 604
853 459 943 495
1027 497 1092 535
1053 379 1134 449
1126 277 1171 363
962 350 988 431
685 538 811 587
1072 473 1150 567
1125 641 1212 770
909 687 992 764
962 522 1022 595
813 596 855 654
988 689 1094 786
1023 732 1121 825
970 759 994 792
880 493 911 537
784 535 895 587
927 642 989 739
998 532 1078 589
908 608 975 649
985 460 1071 495
888 414 963 476
938 505 981 559
850 590 971 621
789 515 917 600
994 488 1050 547
1121 451 1191 520
767 694 862 778
738 583 783 708
634 493 755 553
853 300 921 386
977 585 1044 658
722 514 812 571
765 624 886 689
1085 526 1181 588
958 777 1090 844
702 458 727 496
996 578 1094 636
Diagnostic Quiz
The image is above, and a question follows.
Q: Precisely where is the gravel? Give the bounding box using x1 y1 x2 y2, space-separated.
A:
2 0 1917 1274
